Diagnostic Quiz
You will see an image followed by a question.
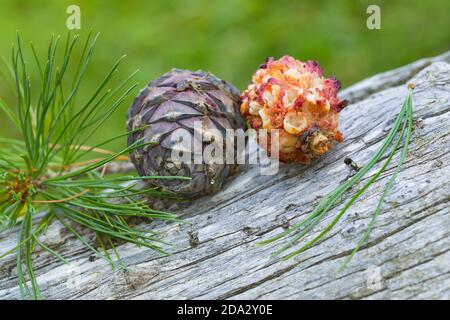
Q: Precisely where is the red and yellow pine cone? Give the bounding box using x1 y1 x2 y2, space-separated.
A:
240 55 348 163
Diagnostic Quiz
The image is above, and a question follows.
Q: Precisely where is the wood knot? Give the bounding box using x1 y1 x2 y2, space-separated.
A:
188 230 200 247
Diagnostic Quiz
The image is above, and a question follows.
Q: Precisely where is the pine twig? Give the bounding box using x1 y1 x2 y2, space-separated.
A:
0 32 187 299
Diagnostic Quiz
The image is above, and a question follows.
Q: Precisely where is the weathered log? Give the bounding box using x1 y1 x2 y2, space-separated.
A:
0 53 449 299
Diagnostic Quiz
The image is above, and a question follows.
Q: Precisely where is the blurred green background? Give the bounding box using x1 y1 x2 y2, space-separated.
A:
0 0 449 150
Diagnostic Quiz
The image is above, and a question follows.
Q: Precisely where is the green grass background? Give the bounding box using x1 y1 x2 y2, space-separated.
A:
0 0 449 150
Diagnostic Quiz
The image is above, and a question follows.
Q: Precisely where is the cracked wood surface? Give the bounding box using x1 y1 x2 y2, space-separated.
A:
1 53 450 300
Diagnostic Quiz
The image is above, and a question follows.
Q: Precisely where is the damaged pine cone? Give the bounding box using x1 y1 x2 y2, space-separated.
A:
241 55 348 163
127 69 245 198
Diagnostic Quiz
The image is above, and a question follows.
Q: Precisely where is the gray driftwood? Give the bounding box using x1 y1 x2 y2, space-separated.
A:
1 53 449 300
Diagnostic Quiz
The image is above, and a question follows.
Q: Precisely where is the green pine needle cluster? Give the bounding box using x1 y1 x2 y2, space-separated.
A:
260 85 414 268
0 30 415 299
0 32 187 299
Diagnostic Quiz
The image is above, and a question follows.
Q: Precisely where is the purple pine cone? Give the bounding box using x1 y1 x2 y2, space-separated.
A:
127 69 245 198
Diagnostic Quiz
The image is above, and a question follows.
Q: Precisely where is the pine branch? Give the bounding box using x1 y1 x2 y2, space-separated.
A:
0 32 187 299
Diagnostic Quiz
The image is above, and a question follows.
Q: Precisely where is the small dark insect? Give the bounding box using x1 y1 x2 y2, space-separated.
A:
344 157 360 172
